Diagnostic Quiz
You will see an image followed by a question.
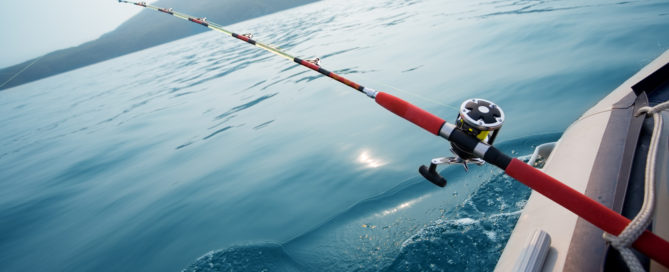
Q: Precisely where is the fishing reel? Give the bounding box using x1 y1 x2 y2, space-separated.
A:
419 98 504 187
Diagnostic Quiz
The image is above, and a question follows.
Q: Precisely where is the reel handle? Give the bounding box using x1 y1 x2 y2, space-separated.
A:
419 163 447 187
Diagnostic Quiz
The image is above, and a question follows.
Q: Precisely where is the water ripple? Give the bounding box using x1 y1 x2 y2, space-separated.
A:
215 93 278 120
202 126 233 140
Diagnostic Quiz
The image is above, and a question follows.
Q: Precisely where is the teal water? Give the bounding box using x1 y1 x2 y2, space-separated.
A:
1 0 668 271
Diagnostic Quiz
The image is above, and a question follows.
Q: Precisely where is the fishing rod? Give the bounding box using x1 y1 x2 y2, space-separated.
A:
120 1 669 267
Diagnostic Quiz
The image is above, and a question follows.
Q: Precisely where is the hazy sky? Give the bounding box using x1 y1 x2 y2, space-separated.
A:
0 0 157 68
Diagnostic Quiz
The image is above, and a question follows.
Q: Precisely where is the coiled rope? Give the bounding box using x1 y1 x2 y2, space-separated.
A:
603 100 669 272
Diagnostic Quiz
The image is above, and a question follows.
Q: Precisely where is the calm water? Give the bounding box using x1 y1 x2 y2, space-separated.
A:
1 0 668 271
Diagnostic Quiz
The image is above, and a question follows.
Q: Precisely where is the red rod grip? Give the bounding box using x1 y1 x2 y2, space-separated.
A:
505 158 669 268
375 92 445 135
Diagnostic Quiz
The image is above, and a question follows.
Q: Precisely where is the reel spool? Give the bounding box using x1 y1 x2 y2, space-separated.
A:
419 98 505 187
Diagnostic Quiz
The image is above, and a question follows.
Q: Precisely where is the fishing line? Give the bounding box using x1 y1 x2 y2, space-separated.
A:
0 55 45 89
357 76 459 110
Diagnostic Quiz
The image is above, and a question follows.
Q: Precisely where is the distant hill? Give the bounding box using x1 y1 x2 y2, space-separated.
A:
0 0 317 91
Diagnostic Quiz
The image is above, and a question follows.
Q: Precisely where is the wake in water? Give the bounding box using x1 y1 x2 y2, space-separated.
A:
387 170 530 271
183 243 304 272
182 165 530 272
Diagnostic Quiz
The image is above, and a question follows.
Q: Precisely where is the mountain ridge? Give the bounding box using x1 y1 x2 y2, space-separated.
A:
0 0 317 91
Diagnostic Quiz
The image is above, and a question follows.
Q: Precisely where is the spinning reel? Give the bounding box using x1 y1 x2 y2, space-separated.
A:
419 98 505 187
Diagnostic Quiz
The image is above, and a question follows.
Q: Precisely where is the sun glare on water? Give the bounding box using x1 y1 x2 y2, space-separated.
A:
356 149 387 168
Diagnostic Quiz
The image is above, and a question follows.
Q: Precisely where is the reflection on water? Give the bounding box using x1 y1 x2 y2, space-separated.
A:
356 149 387 168
377 196 425 217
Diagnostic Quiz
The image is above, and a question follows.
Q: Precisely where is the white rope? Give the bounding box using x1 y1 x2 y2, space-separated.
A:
602 100 669 272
